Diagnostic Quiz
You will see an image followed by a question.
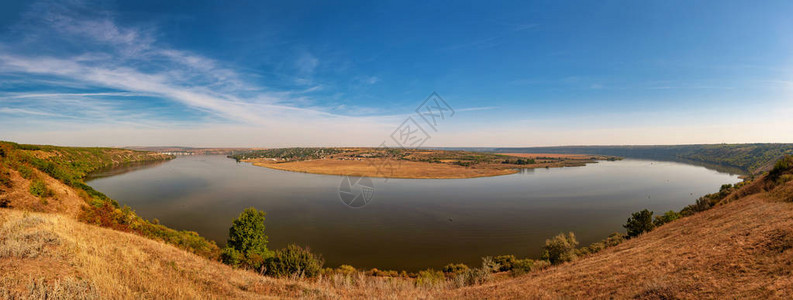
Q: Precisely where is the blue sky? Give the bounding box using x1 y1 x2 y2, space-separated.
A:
0 0 791 147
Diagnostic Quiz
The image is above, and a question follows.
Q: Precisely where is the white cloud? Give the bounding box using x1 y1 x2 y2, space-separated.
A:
0 0 402 146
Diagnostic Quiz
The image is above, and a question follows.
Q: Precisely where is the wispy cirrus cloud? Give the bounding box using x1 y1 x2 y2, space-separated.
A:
0 0 402 146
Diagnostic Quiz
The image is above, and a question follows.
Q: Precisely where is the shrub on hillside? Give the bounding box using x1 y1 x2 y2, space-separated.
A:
493 254 517 271
17 165 33 179
480 256 501 273
576 232 625 256
779 174 793 185
541 232 579 264
510 258 535 276
653 210 681 227
369 268 400 277
29 179 52 199
0 166 11 189
442 263 469 275
220 247 244 267
135 221 219 259
415 269 445 288
335 264 357 275
78 202 135 232
624 209 655 237
534 259 551 270
464 267 492 286
449 266 492 287
769 155 793 180
680 196 712 216
263 244 323 278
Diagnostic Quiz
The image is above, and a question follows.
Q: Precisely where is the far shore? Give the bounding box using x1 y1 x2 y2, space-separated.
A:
244 152 610 179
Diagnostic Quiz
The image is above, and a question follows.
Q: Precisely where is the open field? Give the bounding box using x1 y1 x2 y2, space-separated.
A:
237 148 616 179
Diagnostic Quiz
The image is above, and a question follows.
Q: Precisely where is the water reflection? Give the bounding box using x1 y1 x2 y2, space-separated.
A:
86 156 740 271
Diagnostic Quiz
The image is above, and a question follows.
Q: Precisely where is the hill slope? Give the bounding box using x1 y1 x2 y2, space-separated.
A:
0 209 326 299
2 141 793 298
447 177 793 298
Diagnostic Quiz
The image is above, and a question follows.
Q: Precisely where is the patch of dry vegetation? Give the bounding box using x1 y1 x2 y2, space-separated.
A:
0 209 329 299
249 158 519 179
241 148 614 179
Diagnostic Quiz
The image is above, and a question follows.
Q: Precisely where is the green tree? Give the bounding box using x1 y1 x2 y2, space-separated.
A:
222 207 272 269
624 209 655 237
541 232 578 264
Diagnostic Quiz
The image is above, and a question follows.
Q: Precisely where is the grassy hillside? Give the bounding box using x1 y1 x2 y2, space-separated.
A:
494 144 793 175
0 141 219 258
2 141 793 298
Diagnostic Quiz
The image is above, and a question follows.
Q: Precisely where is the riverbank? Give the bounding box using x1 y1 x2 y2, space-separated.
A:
239 148 614 179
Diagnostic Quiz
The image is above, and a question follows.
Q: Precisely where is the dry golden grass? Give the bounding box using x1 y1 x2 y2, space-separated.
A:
248 158 519 179
0 209 332 299
0 167 86 217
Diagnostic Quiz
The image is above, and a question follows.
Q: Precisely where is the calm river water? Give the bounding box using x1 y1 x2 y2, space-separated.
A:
86 155 740 271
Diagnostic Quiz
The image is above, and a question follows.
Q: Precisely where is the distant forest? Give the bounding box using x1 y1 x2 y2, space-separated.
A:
491 144 793 175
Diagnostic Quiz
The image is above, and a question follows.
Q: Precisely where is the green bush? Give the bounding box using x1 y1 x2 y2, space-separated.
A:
29 179 52 199
17 165 33 179
336 264 356 275
263 244 323 278
779 174 793 185
493 254 517 271
653 210 681 227
541 232 578 264
220 247 244 267
369 268 400 277
769 155 793 180
0 167 11 189
415 269 445 287
624 209 655 237
442 263 469 275
576 232 625 256
510 258 535 276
